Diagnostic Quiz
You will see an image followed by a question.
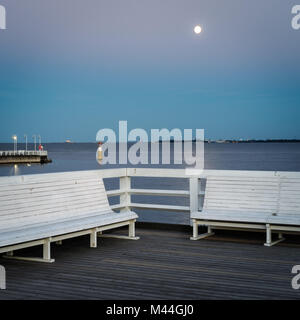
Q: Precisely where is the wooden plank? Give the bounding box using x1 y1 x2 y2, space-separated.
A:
194 212 269 223
205 199 277 208
0 204 111 228
0 197 109 217
0 189 107 210
130 188 190 197
127 168 189 178
0 181 105 198
202 170 300 179
106 189 125 197
107 188 204 198
130 203 190 212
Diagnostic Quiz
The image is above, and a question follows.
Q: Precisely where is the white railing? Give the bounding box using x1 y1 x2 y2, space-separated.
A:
103 168 300 216
0 150 48 157
1 167 299 219
106 168 194 213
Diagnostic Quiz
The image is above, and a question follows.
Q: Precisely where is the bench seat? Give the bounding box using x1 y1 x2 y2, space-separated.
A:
266 214 300 226
191 210 270 224
0 210 138 248
0 170 139 262
192 210 300 226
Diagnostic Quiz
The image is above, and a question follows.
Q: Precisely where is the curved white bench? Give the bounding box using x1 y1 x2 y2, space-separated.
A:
191 176 300 246
0 171 139 263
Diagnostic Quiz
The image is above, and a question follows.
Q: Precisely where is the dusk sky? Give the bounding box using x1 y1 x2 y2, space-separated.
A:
0 0 299 142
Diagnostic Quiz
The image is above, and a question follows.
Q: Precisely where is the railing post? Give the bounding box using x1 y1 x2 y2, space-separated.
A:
120 172 131 212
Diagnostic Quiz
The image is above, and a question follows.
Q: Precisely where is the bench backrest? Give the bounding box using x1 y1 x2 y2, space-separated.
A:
0 170 111 231
203 176 279 214
278 177 300 216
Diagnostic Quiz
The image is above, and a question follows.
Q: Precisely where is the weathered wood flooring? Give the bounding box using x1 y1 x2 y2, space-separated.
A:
0 224 300 300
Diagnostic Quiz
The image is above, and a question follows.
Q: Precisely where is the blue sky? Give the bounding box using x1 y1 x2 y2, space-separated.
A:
0 0 299 142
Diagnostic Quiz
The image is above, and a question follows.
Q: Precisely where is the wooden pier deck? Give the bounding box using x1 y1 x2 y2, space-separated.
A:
0 224 300 300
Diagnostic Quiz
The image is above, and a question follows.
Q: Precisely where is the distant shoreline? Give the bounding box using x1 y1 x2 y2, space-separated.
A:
0 140 300 144
204 139 300 144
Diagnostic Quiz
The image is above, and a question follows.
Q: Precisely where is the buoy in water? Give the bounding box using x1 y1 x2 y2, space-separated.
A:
97 142 103 161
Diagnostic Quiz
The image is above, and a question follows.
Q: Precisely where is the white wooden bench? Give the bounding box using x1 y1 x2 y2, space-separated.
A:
0 170 139 263
265 176 300 243
191 176 300 246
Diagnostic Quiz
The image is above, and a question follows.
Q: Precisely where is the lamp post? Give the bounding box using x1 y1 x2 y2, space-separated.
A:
12 135 17 154
38 135 41 153
24 134 28 152
32 135 37 152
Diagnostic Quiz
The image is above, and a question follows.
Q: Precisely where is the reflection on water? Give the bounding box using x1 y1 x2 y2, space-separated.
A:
13 164 19 176
7 164 20 176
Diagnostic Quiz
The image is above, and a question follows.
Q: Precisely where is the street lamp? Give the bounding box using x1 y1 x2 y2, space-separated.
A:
38 135 42 153
12 135 17 153
32 135 37 151
24 134 28 152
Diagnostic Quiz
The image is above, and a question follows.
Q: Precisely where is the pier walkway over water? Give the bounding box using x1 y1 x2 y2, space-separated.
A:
0 150 50 164
0 168 299 299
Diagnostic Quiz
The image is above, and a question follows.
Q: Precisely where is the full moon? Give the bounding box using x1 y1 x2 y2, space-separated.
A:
194 25 202 34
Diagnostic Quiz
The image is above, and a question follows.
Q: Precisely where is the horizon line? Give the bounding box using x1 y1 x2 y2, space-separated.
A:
1 138 300 144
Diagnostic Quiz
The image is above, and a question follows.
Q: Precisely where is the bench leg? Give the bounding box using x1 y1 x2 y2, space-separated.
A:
3 238 55 263
90 229 97 248
98 220 140 240
43 239 53 261
190 219 198 240
190 220 215 240
129 220 136 238
264 225 285 247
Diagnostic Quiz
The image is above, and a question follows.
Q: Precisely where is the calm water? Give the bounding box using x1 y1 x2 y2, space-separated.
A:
1 142 300 224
